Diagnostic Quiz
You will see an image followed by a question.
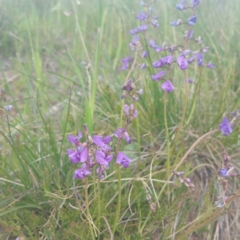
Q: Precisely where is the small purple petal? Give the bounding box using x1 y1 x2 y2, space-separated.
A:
116 152 131 168
161 80 174 93
219 117 233 136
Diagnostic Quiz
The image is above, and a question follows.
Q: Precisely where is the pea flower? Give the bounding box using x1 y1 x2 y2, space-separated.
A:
115 128 132 144
196 52 204 66
136 11 148 21
219 117 233 136
151 71 165 81
68 132 83 145
96 150 113 166
177 55 188 70
121 56 133 70
74 166 91 180
161 80 174 93
188 16 197 25
116 152 131 168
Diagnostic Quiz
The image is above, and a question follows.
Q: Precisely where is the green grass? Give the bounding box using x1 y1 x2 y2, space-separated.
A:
0 0 240 239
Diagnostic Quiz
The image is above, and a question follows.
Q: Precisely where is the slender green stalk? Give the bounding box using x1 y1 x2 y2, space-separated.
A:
112 165 121 235
85 178 95 240
97 177 101 239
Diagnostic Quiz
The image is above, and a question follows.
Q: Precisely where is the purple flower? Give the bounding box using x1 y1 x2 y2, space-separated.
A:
188 78 194 83
152 60 163 68
74 167 91 180
138 24 148 32
171 19 182 26
96 150 113 166
207 62 215 68
176 0 185 10
177 55 188 70
116 152 131 168
136 11 148 21
149 39 159 49
192 0 200 7
151 18 159 27
124 104 138 119
219 117 233 136
67 146 88 164
122 79 134 92
196 52 204 66
140 63 146 69
219 167 234 177
188 16 197 25
162 55 173 65
93 135 112 151
142 51 148 58
115 128 132 144
4 105 12 111
121 56 132 70
161 80 174 93
68 132 83 145
188 56 195 64
130 28 139 35
151 71 165 81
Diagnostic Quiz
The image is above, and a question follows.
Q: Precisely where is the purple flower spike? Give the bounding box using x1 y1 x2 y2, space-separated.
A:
142 51 148 58
188 16 197 25
122 79 134 93
177 55 188 70
68 132 83 145
74 167 91 180
219 117 233 136
116 152 131 168
151 71 165 81
136 11 148 21
161 80 174 93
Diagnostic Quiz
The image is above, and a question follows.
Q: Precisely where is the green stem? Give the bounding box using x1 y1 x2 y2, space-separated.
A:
85 178 95 240
97 177 101 239
113 165 121 235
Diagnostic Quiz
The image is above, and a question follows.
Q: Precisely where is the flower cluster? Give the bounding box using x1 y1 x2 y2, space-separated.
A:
173 171 195 191
67 99 139 180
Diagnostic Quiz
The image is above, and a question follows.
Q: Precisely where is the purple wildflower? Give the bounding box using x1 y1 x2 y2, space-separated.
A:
96 150 113 166
171 19 182 26
192 0 200 7
142 51 148 58
219 117 233 136
188 78 194 83
196 52 204 66
68 146 88 164
140 63 146 69
176 0 185 10
188 16 197 25
151 71 165 81
115 128 132 144
122 79 135 93
116 152 131 168
177 55 188 70
68 132 83 145
136 11 148 21
207 62 215 68
121 56 132 70
123 104 138 119
130 28 139 35
93 135 111 151
149 39 159 49
151 18 159 27
161 80 174 93
138 24 148 32
74 167 91 180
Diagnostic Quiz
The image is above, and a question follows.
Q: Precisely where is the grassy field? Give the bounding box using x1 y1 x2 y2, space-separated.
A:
1 0 240 239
